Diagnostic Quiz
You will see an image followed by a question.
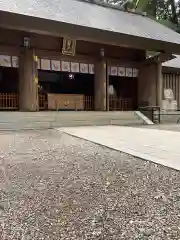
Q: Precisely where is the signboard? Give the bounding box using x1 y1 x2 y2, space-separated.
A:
62 38 76 56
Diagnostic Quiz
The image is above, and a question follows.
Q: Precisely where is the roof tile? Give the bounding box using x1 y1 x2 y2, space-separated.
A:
163 55 180 69
0 0 180 44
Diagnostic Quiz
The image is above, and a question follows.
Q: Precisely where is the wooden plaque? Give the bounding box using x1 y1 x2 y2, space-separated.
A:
62 37 76 56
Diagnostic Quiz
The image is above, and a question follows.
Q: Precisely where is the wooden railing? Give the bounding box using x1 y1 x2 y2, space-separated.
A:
109 97 133 111
84 96 94 110
0 93 47 110
0 94 134 111
0 93 19 110
39 94 46 110
0 93 94 111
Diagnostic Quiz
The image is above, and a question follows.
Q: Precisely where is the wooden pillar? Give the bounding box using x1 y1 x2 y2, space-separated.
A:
106 67 109 111
156 62 163 108
19 49 39 111
138 62 162 107
178 75 180 109
94 59 107 111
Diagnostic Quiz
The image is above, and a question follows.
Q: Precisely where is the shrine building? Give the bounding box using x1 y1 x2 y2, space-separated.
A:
1 0 180 111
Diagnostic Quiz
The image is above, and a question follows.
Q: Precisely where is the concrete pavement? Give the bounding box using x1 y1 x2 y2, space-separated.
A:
59 125 180 171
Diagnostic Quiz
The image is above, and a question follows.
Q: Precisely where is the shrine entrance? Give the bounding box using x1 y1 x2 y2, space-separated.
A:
109 76 138 111
0 66 19 110
108 66 138 111
38 68 94 111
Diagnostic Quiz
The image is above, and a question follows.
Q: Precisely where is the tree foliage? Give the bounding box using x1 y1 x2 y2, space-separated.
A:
93 0 180 32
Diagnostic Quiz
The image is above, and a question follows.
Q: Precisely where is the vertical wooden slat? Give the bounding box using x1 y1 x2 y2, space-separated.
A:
167 73 170 89
165 73 167 89
172 73 175 100
169 74 172 92
175 74 178 104
169 73 171 90
166 74 168 89
163 73 165 98
177 74 179 108
173 74 176 101
166 73 168 89
170 73 173 91
165 74 167 89
178 75 180 109
174 74 176 102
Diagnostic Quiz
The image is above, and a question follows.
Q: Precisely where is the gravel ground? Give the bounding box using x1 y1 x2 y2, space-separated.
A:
0 130 180 239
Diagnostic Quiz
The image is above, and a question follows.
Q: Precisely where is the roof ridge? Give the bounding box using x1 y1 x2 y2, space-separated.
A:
76 0 147 17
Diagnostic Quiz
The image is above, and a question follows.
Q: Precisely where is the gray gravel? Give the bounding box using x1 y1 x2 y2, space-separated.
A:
0 130 180 239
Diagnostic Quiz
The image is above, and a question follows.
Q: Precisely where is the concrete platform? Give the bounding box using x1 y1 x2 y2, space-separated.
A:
59 125 180 171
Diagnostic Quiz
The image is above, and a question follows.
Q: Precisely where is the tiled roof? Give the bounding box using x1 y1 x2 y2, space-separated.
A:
1 0 180 44
163 55 180 69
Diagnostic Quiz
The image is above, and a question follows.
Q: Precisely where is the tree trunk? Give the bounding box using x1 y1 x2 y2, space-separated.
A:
169 0 178 24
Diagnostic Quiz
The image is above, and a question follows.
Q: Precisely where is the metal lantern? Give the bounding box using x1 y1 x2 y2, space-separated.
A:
100 48 105 57
23 37 30 48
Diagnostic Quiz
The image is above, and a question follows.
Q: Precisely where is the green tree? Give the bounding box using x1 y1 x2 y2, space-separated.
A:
87 0 180 31
102 0 180 31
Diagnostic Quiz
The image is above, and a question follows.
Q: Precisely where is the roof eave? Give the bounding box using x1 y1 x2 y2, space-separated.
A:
162 66 180 73
1 10 180 54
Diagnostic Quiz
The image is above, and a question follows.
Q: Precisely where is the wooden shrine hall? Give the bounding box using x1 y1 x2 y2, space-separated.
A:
1 0 180 111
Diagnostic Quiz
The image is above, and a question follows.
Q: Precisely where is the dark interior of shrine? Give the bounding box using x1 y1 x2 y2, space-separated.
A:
109 76 138 110
0 67 19 93
38 70 94 97
0 68 95 96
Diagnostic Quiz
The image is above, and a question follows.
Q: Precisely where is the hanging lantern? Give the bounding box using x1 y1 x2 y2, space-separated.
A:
100 48 105 57
23 37 30 48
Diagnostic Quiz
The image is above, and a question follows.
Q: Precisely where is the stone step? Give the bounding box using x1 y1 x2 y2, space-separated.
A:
0 111 144 130
159 111 180 124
